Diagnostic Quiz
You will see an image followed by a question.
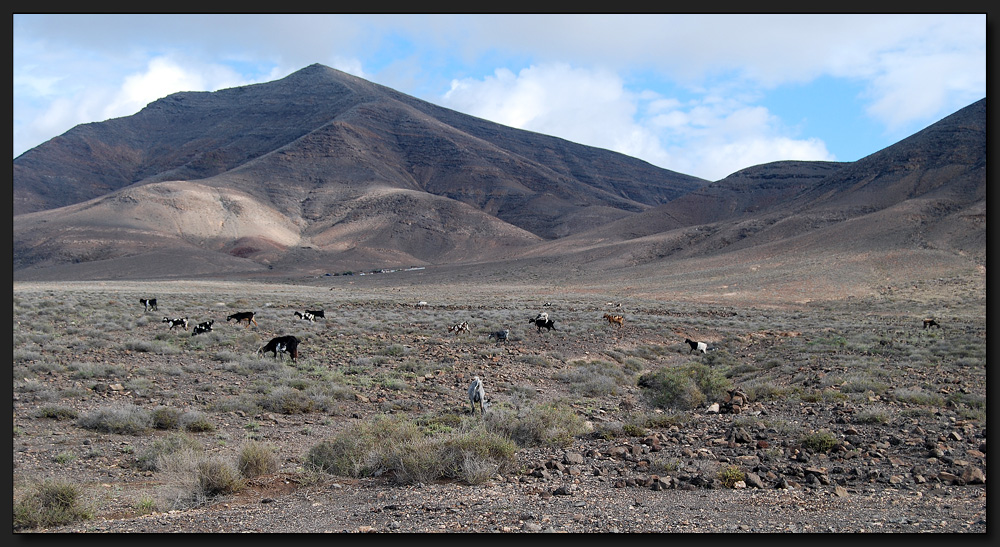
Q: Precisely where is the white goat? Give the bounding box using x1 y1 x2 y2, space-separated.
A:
468 376 489 415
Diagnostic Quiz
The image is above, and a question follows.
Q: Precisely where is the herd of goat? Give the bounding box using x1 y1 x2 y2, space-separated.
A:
142 297 943 414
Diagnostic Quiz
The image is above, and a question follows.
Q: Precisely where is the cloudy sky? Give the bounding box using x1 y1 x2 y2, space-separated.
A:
13 13 986 181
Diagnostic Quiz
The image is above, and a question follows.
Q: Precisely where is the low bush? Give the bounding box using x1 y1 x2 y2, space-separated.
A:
800 430 839 453
237 440 279 479
638 363 732 410
36 404 79 421
13 480 93 530
483 400 588 448
77 404 153 435
306 414 518 485
197 457 245 497
134 433 203 472
718 464 746 488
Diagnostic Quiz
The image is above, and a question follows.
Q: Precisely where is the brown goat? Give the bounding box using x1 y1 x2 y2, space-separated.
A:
603 313 625 329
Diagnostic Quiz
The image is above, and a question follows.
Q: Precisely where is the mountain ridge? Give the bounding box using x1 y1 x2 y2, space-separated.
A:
12 64 986 299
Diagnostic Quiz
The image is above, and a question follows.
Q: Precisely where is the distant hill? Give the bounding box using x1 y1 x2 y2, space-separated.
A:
12 65 985 297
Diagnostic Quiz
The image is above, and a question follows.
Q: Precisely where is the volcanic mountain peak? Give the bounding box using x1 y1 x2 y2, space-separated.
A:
12 65 985 293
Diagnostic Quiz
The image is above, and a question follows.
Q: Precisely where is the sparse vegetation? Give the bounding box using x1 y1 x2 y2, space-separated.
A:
13 480 93 530
638 363 732 410
11 279 986 531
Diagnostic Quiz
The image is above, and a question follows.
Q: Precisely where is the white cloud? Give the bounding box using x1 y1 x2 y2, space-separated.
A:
13 13 982 177
14 55 261 157
441 63 834 181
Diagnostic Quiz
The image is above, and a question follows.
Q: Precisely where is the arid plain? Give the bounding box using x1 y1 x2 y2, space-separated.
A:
12 263 986 533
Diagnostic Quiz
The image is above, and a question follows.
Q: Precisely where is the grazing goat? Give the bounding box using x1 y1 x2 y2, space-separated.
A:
529 313 556 332
488 329 510 343
305 309 325 320
192 320 215 336
162 317 188 330
923 318 941 329
468 376 489 415
603 313 625 329
416 301 429 308
448 321 471 334
140 298 158 312
685 338 709 354
227 311 258 328
294 311 316 322
258 335 300 361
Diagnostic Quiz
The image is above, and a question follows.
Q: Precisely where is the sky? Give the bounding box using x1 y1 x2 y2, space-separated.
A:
13 13 987 182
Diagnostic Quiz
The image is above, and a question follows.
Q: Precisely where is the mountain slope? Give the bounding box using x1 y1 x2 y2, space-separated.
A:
11 65 985 295
14 63 706 233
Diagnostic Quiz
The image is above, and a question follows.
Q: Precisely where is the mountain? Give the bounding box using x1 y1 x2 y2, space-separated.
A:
13 64 704 227
12 65 986 297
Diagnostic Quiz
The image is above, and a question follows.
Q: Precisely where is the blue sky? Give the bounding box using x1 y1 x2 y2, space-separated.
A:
13 14 986 182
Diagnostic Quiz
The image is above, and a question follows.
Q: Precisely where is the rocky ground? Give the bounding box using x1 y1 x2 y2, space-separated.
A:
12 277 987 534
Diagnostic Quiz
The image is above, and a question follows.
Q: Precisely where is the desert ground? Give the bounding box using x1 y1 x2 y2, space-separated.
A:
12 269 987 533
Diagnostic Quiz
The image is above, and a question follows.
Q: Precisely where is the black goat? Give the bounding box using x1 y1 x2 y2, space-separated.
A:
258 335 300 361
162 317 188 330
140 298 158 312
192 319 215 336
923 318 941 329
529 312 556 332
227 311 257 328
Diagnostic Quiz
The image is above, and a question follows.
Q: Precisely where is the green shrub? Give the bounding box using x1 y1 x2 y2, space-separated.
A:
854 407 892 425
180 411 215 432
237 440 279 479
36 404 79 421
892 388 945 407
718 464 746 488
306 414 423 477
77 404 153 435
483 401 588 448
152 406 183 429
134 433 203 471
555 360 631 397
258 386 315 414
649 454 680 475
135 496 157 516
305 415 517 485
196 458 244 497
800 430 839 453
13 480 93 530
639 363 732 410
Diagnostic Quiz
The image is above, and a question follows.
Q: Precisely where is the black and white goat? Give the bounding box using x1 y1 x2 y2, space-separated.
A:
162 317 188 330
192 320 215 336
529 312 556 332
305 309 325 320
488 329 510 343
685 338 709 354
227 311 257 328
448 321 471 334
294 311 316 322
140 298 158 312
468 376 490 415
258 335 300 361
